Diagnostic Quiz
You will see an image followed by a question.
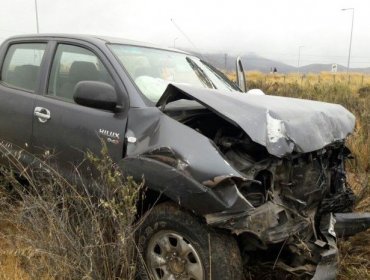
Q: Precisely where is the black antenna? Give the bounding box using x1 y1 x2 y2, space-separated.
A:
170 18 205 60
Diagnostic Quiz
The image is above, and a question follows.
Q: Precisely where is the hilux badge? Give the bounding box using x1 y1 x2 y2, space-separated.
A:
98 129 120 141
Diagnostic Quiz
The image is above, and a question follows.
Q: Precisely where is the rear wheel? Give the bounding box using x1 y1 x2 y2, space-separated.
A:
138 202 243 280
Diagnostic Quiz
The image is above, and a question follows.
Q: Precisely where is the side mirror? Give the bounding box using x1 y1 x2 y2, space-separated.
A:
74 81 118 111
236 56 247 92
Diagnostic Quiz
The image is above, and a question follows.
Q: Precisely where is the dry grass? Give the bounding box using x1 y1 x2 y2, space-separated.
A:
0 143 144 279
228 71 370 89
338 229 370 279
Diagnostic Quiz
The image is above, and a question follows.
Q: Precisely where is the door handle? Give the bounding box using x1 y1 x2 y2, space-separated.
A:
34 107 51 123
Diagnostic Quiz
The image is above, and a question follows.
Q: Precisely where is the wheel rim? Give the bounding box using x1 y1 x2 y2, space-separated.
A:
146 230 205 280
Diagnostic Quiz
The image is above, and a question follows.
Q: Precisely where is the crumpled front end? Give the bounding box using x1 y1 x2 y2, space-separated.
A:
205 143 355 279
123 84 369 279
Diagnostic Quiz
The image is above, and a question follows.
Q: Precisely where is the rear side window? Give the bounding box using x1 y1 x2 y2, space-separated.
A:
48 44 114 102
1 43 46 92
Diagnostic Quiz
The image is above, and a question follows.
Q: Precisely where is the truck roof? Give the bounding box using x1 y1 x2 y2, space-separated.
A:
5 33 189 54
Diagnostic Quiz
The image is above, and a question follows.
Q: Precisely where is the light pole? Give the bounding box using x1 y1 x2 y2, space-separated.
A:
341 8 354 74
173 37 178 48
297 45 304 76
34 0 40 33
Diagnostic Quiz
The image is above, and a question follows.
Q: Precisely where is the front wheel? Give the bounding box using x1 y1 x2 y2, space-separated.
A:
137 202 243 280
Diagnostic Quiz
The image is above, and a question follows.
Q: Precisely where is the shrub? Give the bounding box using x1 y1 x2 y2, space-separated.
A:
0 142 143 279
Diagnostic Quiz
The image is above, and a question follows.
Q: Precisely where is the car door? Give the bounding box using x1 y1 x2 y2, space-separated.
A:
0 41 48 166
31 42 128 180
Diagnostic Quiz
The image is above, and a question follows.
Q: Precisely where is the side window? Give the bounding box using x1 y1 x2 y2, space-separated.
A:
1 43 46 92
48 44 114 102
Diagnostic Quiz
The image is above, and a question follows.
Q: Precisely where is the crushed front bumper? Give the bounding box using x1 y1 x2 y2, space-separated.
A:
207 205 370 279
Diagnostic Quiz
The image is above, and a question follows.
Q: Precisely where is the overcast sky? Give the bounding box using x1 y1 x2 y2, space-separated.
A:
1 0 369 67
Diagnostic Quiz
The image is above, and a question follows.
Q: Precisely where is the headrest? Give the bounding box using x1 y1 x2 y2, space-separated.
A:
69 61 99 82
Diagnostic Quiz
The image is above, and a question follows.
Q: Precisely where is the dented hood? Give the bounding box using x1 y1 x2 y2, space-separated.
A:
157 84 355 157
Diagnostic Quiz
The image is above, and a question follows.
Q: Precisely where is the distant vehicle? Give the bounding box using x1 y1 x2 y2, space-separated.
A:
0 34 369 280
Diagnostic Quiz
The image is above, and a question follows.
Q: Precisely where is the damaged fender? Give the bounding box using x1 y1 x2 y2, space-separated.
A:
120 107 253 215
120 156 253 215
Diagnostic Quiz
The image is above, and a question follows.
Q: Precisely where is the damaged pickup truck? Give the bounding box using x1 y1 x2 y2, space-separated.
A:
0 34 369 280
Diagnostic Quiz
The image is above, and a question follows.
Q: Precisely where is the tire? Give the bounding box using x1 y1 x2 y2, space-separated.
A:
137 202 243 280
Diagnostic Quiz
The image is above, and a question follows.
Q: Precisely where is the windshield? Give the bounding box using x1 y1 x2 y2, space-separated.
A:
109 44 240 102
